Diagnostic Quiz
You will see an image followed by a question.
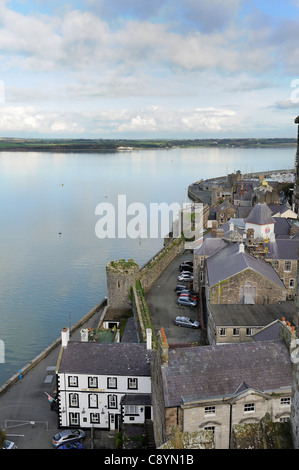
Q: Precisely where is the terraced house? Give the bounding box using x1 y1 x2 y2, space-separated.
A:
55 328 153 431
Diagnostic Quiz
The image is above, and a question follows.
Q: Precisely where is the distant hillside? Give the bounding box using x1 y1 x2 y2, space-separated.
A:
0 137 296 151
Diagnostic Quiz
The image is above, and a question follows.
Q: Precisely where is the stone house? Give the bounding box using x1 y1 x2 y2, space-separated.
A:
207 302 295 345
151 329 293 449
55 328 153 432
205 242 286 305
265 238 299 300
215 201 237 226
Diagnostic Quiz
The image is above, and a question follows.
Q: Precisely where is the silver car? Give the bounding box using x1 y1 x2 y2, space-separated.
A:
3 440 17 449
175 316 200 328
177 297 197 307
52 429 85 447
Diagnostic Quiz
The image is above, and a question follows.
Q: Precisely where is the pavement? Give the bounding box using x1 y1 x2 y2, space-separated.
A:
0 306 115 450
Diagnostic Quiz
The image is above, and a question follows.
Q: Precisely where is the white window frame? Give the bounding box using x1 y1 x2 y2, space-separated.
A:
280 397 291 406
69 412 80 426
108 394 117 409
88 376 98 388
88 393 98 409
204 406 216 416
107 377 117 389
128 378 138 390
90 412 100 424
69 392 79 408
219 328 226 337
68 376 78 387
244 403 255 413
124 405 139 415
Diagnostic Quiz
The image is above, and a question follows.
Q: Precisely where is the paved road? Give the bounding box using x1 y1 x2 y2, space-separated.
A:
146 250 204 344
0 308 108 450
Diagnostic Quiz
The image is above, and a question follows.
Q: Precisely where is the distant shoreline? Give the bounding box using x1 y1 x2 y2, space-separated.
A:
0 137 296 152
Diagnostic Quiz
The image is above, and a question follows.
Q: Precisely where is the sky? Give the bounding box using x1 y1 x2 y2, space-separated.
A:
0 0 299 139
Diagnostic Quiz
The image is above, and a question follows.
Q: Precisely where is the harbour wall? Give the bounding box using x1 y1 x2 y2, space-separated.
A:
0 298 107 397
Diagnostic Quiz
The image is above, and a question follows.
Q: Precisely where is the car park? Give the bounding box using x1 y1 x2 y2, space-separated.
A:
175 316 200 328
52 429 86 448
178 273 193 281
177 297 197 307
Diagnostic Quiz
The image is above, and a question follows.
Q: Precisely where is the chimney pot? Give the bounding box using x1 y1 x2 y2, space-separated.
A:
61 327 69 348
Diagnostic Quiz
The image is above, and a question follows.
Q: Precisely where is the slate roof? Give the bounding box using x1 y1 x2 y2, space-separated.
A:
162 341 292 407
245 203 275 225
121 394 152 406
58 341 153 376
194 238 227 256
253 321 282 342
208 302 294 327
266 238 299 260
206 242 285 288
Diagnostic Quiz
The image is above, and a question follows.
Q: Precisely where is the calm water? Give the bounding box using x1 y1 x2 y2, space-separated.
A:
0 146 296 385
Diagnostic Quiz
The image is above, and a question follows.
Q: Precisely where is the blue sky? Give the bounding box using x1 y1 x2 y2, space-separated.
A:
0 0 299 139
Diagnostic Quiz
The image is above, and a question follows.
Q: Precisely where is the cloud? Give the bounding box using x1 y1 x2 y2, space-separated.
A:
0 106 84 134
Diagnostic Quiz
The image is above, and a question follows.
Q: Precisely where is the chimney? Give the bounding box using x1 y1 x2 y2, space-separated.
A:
80 328 89 342
146 328 152 350
160 328 169 365
239 243 245 253
211 220 217 236
61 327 69 348
216 228 224 238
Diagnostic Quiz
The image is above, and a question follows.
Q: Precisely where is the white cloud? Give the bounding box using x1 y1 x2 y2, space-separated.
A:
0 1 297 137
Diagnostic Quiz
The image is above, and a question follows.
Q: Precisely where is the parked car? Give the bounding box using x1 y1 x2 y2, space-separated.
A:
179 264 193 272
52 429 85 448
175 285 188 292
178 273 193 281
182 260 193 267
177 289 191 296
2 440 17 449
177 288 198 298
177 297 197 307
175 316 200 328
57 440 85 449
179 293 198 302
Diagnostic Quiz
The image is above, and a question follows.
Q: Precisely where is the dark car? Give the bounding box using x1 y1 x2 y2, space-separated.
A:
175 285 188 292
175 316 200 328
182 261 193 267
57 440 85 449
179 264 193 272
52 429 86 448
